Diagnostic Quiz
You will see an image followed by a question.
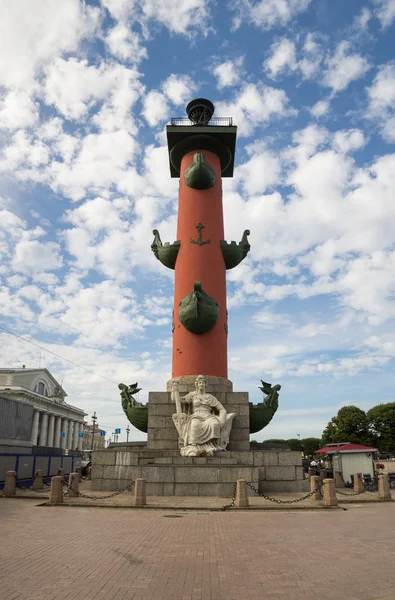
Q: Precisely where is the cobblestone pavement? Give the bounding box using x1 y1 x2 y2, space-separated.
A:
1 498 395 600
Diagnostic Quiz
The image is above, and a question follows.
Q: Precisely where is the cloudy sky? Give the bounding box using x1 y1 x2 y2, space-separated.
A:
1 0 395 443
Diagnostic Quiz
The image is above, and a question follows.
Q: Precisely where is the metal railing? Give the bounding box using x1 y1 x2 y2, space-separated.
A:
170 117 234 127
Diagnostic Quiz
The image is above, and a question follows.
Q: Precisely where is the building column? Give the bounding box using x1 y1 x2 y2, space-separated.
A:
78 423 84 451
73 422 80 450
54 416 61 448
67 420 74 449
47 414 55 447
61 419 69 450
31 409 40 445
39 412 49 447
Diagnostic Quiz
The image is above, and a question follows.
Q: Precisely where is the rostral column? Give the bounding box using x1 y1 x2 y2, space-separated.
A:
151 99 250 383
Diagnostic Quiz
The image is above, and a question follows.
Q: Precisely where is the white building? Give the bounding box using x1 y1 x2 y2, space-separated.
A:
0 368 86 450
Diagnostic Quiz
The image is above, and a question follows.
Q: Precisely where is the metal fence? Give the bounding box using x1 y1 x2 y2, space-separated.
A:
170 117 234 127
0 453 82 488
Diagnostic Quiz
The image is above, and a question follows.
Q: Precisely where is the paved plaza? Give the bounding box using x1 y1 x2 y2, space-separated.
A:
1 497 395 600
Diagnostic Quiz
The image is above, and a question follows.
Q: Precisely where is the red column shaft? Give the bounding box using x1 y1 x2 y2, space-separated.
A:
172 150 227 378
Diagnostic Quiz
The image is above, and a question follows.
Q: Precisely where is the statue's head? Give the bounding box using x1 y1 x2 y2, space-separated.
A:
195 375 207 392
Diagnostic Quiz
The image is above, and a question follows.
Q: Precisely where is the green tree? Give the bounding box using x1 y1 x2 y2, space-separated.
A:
300 437 322 457
264 439 288 444
322 406 372 445
367 402 395 453
286 438 303 451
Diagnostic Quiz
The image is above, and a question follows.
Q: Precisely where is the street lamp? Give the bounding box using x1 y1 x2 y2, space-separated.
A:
126 426 130 443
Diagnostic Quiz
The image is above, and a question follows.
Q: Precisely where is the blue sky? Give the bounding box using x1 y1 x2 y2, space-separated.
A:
1 0 395 443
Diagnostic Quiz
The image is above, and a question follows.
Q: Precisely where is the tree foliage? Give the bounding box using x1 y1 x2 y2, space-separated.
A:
367 402 395 453
300 437 322 457
286 438 303 451
322 406 372 446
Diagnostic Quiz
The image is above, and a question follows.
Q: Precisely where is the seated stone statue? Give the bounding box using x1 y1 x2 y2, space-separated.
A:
171 375 235 457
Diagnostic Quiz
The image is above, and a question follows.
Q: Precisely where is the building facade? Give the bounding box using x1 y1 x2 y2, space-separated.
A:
82 423 106 451
0 368 86 450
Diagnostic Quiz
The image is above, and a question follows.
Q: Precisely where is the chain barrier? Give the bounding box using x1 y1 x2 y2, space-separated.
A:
76 480 135 501
220 482 237 511
16 481 51 494
220 481 323 510
335 487 369 496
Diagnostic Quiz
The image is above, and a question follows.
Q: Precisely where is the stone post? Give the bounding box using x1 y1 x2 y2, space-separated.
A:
75 467 81 483
3 471 16 497
354 473 364 493
68 473 80 497
49 476 63 504
308 467 316 479
378 474 391 500
134 478 146 507
47 414 55 447
323 478 338 506
32 469 44 491
334 470 345 488
31 409 40 445
310 476 322 500
319 468 326 480
235 479 249 507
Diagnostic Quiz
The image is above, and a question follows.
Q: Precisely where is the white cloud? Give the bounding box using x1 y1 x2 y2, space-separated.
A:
43 59 143 121
213 58 244 89
366 62 395 142
0 90 39 130
105 23 147 64
230 0 312 30
332 129 366 154
310 100 330 118
264 34 323 80
161 74 196 106
0 0 100 89
264 38 297 78
141 0 211 36
236 144 281 195
142 90 170 127
12 240 63 275
102 0 211 37
216 83 296 136
323 41 370 93
374 0 395 28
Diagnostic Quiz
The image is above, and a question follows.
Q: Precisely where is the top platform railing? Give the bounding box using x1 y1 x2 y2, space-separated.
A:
169 117 234 126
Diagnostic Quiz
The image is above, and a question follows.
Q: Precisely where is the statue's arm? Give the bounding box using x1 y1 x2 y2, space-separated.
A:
213 397 227 427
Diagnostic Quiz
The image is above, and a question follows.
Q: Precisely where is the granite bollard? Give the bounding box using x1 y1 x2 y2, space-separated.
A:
378 474 391 500
134 478 146 507
49 476 63 504
32 470 44 491
235 479 249 507
354 473 364 494
310 476 322 500
68 472 80 497
3 471 16 497
323 478 338 506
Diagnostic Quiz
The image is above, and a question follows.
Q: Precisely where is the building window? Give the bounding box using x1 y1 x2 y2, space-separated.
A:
34 381 48 396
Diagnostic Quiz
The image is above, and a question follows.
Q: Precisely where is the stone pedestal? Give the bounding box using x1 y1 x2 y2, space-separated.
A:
96 380 303 497
148 389 249 452
91 448 304 496
354 472 364 493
